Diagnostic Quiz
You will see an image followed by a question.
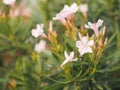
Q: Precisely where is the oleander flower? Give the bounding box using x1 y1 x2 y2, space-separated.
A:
76 36 94 56
34 40 47 53
31 24 46 38
79 4 88 17
3 0 16 5
53 3 78 25
61 51 78 67
85 19 103 36
79 4 88 13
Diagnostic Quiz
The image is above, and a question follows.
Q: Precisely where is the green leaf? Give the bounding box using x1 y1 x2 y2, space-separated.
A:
103 84 112 90
108 65 120 72
0 33 10 41
0 78 9 83
96 83 104 90
106 32 116 47
43 83 64 90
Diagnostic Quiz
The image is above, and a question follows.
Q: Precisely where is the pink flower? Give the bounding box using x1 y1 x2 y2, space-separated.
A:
85 19 103 36
76 35 94 56
61 51 78 67
79 4 88 17
79 4 88 13
53 3 78 25
34 40 47 53
3 0 16 5
31 24 46 38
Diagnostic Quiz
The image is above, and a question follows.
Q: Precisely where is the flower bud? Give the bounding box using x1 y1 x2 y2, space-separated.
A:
8 78 16 89
104 37 108 46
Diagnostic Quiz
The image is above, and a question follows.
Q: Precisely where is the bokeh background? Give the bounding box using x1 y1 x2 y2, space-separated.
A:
0 0 120 90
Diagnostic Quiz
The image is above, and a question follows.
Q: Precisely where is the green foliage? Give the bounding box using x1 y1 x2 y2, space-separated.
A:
0 0 120 90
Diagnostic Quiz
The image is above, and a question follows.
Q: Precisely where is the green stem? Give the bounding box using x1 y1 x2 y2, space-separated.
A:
37 55 41 75
90 64 97 76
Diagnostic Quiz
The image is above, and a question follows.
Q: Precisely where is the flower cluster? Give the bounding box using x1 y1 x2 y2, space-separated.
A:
61 18 107 67
1 0 31 18
31 3 108 68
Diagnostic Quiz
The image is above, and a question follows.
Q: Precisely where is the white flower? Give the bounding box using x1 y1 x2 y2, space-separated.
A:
79 4 88 13
85 19 103 36
31 24 46 38
53 3 78 25
61 51 78 67
69 3 79 13
76 36 94 56
3 0 16 5
34 40 47 53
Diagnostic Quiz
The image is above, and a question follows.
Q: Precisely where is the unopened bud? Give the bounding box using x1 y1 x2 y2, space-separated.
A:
8 78 16 89
98 38 102 48
78 33 82 40
93 43 96 50
104 37 108 46
102 26 106 36
49 21 53 32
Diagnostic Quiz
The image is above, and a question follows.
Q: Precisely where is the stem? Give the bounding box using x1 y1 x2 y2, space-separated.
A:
37 55 41 75
90 64 97 76
74 81 77 90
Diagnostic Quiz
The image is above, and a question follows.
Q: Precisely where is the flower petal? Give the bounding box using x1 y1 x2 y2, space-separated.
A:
85 24 90 28
70 3 78 13
78 47 86 56
64 51 68 59
86 47 92 53
70 51 74 59
53 3 78 25
34 40 46 53
96 19 103 28
76 41 83 49
31 29 40 38
36 24 44 32
61 59 69 67
88 22 94 29
81 36 88 44
87 40 94 46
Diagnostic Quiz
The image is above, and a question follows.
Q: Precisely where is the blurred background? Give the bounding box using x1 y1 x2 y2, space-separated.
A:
0 0 120 90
